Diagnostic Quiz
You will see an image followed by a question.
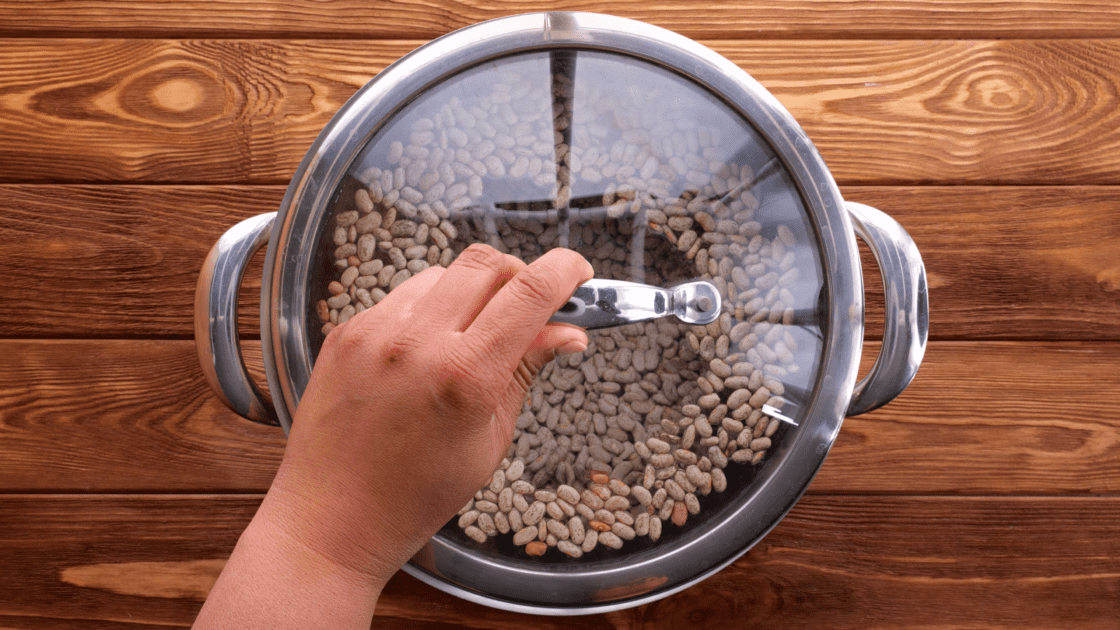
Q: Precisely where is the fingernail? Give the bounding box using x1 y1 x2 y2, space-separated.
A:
556 339 587 356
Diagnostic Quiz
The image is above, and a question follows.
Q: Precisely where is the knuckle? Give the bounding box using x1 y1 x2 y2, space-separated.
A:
453 243 511 274
434 342 475 383
320 309 419 371
508 264 566 311
432 341 496 409
540 246 592 279
377 336 420 369
543 246 584 267
319 315 369 360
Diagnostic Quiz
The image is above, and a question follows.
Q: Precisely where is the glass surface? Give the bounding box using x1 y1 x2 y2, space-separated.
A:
312 49 825 558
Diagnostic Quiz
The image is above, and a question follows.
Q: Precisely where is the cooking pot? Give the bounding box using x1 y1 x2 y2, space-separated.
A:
195 12 927 614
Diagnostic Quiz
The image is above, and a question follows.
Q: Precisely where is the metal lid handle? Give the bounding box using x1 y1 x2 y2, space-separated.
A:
549 278 721 330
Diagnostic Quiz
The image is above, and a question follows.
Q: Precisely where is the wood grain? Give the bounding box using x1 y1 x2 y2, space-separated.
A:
0 495 252 629
1 494 1118 628
0 340 285 492
1 339 1116 494
0 185 275 339
3 39 1120 185
0 39 385 185
848 186 1120 341
3 184 1118 340
1 1 1118 39
817 340 1120 494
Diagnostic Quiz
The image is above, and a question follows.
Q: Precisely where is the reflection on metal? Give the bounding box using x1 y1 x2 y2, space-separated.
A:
550 47 577 251
844 202 929 417
762 404 799 426
194 212 279 426
550 278 721 329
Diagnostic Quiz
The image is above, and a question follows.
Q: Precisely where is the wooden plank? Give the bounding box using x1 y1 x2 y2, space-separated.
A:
846 186 1120 341
1 494 1117 628
2 39 1120 185
0 339 1117 494
0 185 277 339
0 340 286 492
1 1 1118 39
0 39 387 185
4 184 1118 340
816 340 1120 494
0 495 253 629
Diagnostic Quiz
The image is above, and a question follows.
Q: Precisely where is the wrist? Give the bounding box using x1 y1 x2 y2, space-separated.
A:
254 476 404 588
194 493 391 629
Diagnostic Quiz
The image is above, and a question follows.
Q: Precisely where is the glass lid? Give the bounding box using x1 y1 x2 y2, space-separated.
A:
311 48 826 560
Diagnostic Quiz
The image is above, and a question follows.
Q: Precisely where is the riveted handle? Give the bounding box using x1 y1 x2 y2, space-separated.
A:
194 212 279 426
846 202 929 416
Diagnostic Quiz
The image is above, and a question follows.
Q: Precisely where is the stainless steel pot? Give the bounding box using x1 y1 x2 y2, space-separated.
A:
195 12 927 614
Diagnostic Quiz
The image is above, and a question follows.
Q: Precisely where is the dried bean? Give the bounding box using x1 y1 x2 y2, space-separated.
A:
464 526 487 544
598 531 624 550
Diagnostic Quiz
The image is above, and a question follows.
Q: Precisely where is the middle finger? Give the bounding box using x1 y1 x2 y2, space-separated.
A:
413 243 527 332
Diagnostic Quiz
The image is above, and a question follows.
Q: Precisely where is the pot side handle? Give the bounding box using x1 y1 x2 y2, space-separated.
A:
845 202 929 416
194 212 280 426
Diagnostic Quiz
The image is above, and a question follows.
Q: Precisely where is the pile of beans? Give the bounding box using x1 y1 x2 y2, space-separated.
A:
317 53 808 557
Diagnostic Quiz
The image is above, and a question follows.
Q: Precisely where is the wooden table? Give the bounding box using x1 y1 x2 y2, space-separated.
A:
2 2 1119 627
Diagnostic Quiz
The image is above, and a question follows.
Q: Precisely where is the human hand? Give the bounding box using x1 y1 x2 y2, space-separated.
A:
261 243 594 583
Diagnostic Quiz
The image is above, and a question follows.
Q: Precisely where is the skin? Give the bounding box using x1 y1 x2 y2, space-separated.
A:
193 244 594 629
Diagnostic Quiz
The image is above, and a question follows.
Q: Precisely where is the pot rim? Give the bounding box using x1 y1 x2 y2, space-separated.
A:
261 11 863 614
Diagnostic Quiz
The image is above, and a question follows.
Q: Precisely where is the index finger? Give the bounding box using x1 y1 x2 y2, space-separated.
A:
464 248 593 367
